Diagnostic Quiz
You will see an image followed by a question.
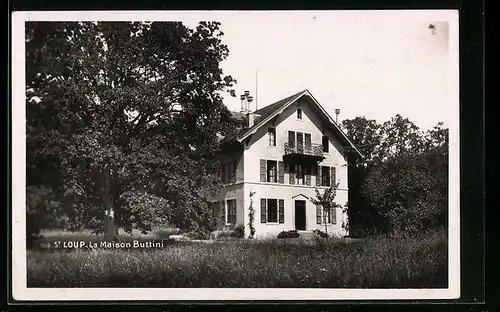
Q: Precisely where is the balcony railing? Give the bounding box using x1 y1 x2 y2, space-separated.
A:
284 142 324 158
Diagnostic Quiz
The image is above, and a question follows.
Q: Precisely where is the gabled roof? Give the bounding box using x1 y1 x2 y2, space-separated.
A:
237 89 363 158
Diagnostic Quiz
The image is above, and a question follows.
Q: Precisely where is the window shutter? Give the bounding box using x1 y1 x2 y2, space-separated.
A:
232 160 237 183
260 199 267 223
288 131 295 147
233 200 237 224
221 163 226 184
316 204 322 224
278 199 284 223
305 165 311 185
260 159 266 182
331 207 336 224
289 170 295 185
316 166 321 186
221 201 226 224
330 167 336 187
278 161 285 184
322 136 329 153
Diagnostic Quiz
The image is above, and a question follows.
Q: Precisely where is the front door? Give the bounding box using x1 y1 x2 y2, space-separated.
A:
295 200 306 230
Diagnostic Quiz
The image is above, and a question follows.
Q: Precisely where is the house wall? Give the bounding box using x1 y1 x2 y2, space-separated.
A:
206 152 247 231
240 97 349 238
243 98 348 188
245 183 348 238
210 183 247 231
218 151 244 183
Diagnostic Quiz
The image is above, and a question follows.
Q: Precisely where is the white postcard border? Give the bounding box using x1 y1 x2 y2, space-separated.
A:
11 10 460 301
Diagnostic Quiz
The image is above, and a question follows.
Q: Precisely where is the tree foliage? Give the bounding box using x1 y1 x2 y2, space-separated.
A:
26 21 239 237
310 183 343 235
342 116 448 236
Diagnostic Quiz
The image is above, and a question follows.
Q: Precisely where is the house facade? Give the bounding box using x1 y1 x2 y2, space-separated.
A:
209 90 362 238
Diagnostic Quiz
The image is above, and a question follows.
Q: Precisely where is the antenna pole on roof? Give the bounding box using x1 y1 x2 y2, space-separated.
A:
255 70 258 111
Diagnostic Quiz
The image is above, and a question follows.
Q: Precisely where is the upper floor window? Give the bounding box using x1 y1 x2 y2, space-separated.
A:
267 160 277 183
221 160 237 184
268 127 276 146
321 165 331 187
322 136 329 153
295 163 305 185
297 108 303 120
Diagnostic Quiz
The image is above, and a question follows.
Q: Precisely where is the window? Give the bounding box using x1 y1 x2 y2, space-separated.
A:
260 198 284 223
321 166 331 187
295 163 305 185
261 159 284 184
296 132 304 153
267 160 277 183
288 131 296 148
267 199 278 223
297 108 302 119
268 128 276 146
322 136 329 153
221 160 237 184
316 204 336 224
226 199 236 224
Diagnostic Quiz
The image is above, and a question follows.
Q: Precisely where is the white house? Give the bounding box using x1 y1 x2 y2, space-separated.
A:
209 89 362 238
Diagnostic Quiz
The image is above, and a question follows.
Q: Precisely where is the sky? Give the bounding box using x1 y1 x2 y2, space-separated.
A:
186 11 456 130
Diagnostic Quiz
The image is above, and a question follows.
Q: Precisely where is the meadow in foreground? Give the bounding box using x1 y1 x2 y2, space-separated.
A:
27 230 447 288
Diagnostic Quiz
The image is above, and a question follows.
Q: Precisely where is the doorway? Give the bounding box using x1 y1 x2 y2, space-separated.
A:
294 200 306 230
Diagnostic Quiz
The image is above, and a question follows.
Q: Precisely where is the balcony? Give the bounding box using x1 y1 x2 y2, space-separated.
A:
283 142 325 163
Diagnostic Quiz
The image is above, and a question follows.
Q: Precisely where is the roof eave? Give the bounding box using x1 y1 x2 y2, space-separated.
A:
236 89 364 159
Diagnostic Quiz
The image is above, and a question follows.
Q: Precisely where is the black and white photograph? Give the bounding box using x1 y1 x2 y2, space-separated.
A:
12 10 460 301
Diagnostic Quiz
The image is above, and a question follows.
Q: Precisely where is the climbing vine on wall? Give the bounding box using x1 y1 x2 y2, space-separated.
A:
341 203 350 234
248 191 256 239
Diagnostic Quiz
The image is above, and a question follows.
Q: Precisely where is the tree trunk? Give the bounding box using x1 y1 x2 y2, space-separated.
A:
104 205 118 241
324 209 328 235
103 165 118 241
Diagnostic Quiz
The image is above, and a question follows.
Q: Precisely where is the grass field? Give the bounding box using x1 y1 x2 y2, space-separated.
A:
27 229 448 288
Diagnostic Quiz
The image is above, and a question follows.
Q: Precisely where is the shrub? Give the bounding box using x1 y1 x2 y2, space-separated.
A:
232 224 245 238
26 185 61 246
350 228 369 238
312 229 328 238
277 230 300 239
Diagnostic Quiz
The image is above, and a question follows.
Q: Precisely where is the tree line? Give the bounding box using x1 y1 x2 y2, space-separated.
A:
342 116 448 237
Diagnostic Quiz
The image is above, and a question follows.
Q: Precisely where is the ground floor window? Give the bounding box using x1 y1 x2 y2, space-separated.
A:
226 199 236 224
316 204 336 224
261 198 285 224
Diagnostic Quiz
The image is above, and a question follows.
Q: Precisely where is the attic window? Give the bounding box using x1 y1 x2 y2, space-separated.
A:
297 109 302 120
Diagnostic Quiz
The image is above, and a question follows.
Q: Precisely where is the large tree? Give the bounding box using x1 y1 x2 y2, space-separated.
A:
26 21 239 238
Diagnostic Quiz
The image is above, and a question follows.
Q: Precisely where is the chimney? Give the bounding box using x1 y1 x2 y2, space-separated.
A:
240 94 246 113
335 108 340 124
247 112 255 128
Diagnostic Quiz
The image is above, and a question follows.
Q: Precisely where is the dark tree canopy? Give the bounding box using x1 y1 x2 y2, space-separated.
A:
342 116 448 236
26 21 239 238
